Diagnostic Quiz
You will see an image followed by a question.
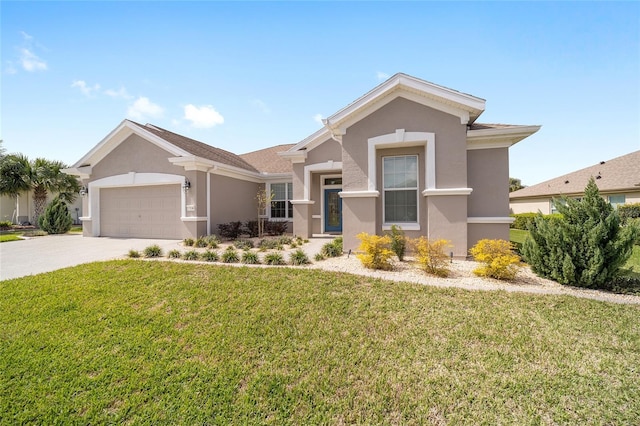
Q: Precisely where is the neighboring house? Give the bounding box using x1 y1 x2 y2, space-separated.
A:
510 150 640 215
0 192 83 225
65 73 540 257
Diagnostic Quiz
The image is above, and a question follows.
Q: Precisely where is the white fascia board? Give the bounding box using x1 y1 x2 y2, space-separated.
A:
290 199 315 205
422 188 473 196
467 216 515 224
326 74 485 131
339 190 380 198
71 120 191 168
208 162 263 183
62 166 92 180
467 125 541 150
287 127 332 153
261 173 294 182
278 150 307 164
168 156 215 171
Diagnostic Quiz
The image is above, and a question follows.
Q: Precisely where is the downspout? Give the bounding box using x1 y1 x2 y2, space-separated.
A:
322 118 342 143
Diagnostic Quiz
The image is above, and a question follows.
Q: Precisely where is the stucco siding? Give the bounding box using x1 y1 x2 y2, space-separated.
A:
90 134 184 180
342 197 376 252
467 148 510 217
307 138 341 164
210 174 259 235
1 192 83 225
427 196 468 257
468 223 510 250
509 198 551 214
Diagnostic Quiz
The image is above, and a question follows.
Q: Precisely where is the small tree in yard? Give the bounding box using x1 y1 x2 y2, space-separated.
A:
38 197 72 234
523 178 639 288
256 188 274 238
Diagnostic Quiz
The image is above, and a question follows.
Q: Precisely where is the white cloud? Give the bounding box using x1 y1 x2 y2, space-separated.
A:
20 31 34 41
127 97 164 120
71 80 101 97
183 104 224 128
376 71 390 81
20 48 47 72
104 86 132 99
250 98 270 114
313 113 325 125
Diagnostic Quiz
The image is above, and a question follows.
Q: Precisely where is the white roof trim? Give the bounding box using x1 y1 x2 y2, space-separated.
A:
467 125 541 150
71 120 190 168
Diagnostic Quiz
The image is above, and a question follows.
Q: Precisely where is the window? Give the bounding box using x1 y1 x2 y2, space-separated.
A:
608 194 625 209
383 155 418 223
270 183 293 219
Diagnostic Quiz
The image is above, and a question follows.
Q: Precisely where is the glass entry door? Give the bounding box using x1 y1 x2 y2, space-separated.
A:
324 189 342 233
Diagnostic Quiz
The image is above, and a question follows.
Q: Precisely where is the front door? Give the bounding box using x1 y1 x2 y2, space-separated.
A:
324 189 342 233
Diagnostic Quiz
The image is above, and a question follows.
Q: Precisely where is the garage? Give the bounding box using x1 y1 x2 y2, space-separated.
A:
100 185 182 239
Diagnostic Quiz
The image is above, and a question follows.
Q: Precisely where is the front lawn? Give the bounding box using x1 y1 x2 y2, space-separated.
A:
0 234 21 243
1 261 639 424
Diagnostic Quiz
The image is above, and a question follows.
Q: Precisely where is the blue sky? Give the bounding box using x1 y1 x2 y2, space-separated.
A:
2 1 638 186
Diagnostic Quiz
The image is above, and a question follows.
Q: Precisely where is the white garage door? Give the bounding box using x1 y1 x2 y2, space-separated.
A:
100 185 181 239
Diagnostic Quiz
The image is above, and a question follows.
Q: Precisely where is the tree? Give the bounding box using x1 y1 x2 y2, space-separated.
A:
522 178 639 289
256 187 274 238
0 154 80 225
38 197 73 234
0 140 5 158
509 177 525 192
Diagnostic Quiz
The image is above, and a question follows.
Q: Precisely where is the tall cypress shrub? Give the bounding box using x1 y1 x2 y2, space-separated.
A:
38 197 73 234
522 178 638 288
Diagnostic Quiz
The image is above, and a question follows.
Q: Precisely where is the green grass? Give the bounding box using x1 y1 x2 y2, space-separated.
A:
0 234 21 243
509 228 529 245
1 261 639 424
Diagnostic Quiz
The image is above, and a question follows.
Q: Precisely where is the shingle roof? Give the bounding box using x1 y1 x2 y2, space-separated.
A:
510 150 640 199
128 120 259 173
469 123 526 130
240 144 295 174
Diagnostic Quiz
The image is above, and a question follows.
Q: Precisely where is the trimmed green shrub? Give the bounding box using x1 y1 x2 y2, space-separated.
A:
523 178 639 288
244 220 259 238
277 236 293 245
388 225 406 261
194 238 208 248
218 221 243 240
128 249 141 258
510 213 563 230
0 221 12 230
241 251 260 264
182 250 200 261
314 253 325 261
167 249 181 259
143 244 163 258
201 250 219 262
38 197 72 234
221 247 240 263
264 252 285 265
258 238 279 250
618 203 640 224
183 238 195 247
265 220 288 236
290 249 310 266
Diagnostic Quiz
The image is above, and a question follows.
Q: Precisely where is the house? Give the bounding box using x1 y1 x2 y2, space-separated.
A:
65 73 540 257
510 150 640 214
0 191 83 226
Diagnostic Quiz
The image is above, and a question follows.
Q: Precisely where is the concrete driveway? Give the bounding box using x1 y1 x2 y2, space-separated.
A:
0 234 182 281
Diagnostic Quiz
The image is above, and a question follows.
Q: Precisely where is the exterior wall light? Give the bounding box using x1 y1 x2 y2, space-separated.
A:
183 178 191 192
79 186 88 197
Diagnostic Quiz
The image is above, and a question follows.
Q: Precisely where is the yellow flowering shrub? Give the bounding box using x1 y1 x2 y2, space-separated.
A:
356 232 394 270
411 237 452 277
469 239 521 280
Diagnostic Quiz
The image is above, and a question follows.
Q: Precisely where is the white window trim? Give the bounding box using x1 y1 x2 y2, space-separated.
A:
382 155 420 230
268 182 293 221
321 174 342 234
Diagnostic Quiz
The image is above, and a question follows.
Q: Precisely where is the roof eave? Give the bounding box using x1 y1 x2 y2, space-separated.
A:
467 125 541 150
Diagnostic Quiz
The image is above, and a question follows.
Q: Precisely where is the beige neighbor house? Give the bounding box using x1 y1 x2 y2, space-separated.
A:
65 73 540 257
0 192 83 225
510 150 640 215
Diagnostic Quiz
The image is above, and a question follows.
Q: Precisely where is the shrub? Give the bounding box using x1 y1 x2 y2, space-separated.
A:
264 252 285 265
470 239 521 281
218 221 243 240
128 249 141 258
221 247 240 263
356 233 394 270
183 238 195 247
618 203 640 224
241 251 260 264
314 253 326 261
290 249 310 266
412 237 451 277
510 213 563 230
522 178 639 288
388 225 407 261
201 250 219 262
244 220 259 238
0 221 12 230
182 250 200 261
143 244 163 258
201 235 220 249
167 249 181 259
608 275 640 295
277 236 293 245
233 239 254 250
38 197 72 234
265 220 288 236
258 238 279 250
194 238 208 248
321 237 343 258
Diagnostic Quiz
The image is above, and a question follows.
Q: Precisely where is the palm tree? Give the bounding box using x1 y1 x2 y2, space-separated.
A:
0 154 80 225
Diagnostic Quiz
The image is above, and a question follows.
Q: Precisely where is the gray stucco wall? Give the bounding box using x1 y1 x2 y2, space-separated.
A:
210 174 259 235
467 148 510 217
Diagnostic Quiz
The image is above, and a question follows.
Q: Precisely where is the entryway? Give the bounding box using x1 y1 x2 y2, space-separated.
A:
324 188 342 233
